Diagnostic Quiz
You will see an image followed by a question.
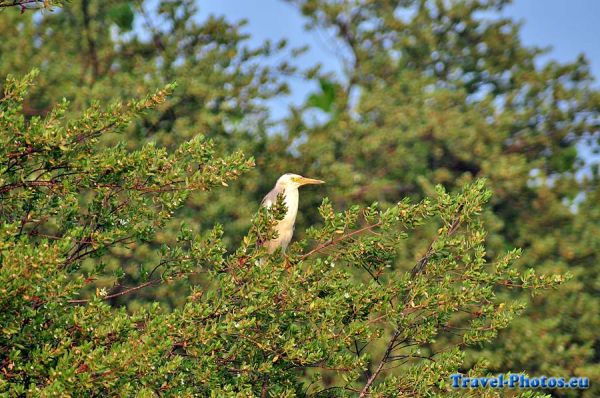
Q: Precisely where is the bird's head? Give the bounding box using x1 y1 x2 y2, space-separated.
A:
277 173 325 189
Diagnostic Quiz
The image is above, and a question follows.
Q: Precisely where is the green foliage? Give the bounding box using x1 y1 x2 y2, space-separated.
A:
307 79 340 114
0 74 564 396
0 0 295 308
106 2 133 31
281 0 600 396
1 0 599 396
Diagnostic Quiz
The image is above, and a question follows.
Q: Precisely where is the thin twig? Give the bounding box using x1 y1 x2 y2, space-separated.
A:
300 221 381 260
260 378 269 398
67 278 162 304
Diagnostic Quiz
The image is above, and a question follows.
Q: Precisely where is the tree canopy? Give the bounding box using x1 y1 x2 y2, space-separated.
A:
0 1 598 397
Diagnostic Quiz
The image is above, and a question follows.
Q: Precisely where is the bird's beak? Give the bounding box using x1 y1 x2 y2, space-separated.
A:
297 176 325 186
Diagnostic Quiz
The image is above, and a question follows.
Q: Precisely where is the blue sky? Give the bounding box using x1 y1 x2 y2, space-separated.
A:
198 0 600 116
196 0 600 170
507 0 600 77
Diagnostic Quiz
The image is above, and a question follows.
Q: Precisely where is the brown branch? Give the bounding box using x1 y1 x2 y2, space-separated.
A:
358 328 400 398
300 221 381 260
73 121 117 144
260 378 269 398
67 278 162 304
0 176 187 196
67 236 135 267
0 180 59 194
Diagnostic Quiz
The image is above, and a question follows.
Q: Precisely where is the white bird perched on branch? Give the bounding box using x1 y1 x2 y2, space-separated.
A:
261 173 325 253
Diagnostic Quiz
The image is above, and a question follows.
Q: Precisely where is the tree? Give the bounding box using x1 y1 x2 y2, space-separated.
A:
0 0 294 308
1 71 563 396
280 0 600 396
1 0 598 396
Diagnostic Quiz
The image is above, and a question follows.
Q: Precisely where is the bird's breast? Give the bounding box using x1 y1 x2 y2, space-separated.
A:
282 188 299 222
264 186 299 253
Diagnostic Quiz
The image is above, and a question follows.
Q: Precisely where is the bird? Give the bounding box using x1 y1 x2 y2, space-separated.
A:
261 173 325 254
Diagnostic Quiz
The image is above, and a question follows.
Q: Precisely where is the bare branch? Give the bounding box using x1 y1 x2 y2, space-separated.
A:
67 278 163 304
300 221 381 260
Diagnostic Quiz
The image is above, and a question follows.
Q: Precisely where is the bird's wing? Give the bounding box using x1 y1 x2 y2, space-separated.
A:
261 185 284 208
